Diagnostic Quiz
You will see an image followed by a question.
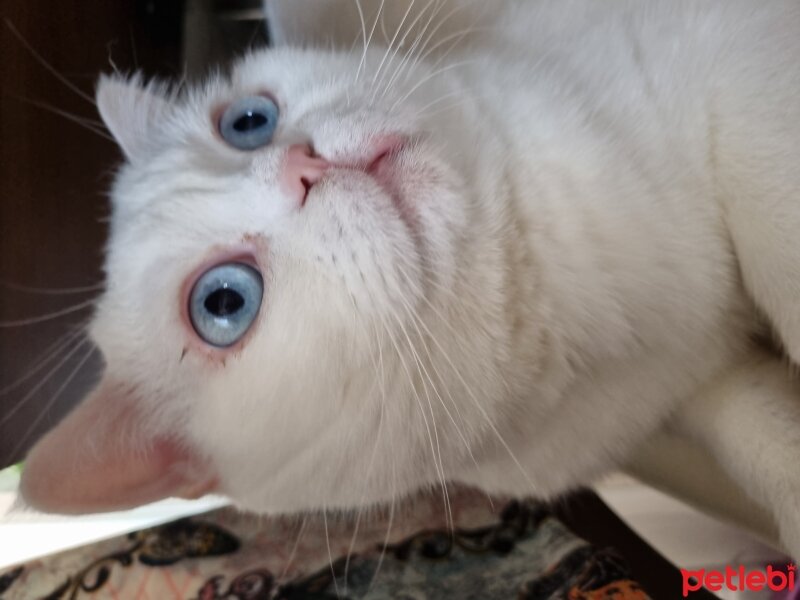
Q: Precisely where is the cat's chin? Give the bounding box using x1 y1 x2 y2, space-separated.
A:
229 488 420 517
218 460 433 517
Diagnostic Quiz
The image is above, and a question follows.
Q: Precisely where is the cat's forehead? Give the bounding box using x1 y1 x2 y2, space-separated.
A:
145 48 364 165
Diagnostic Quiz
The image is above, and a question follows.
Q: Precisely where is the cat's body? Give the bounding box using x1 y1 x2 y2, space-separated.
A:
20 0 800 557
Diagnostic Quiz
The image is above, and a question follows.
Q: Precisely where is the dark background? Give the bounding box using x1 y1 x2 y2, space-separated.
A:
0 0 183 469
0 0 268 470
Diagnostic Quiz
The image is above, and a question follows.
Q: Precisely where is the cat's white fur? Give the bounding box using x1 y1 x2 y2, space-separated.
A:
21 0 800 557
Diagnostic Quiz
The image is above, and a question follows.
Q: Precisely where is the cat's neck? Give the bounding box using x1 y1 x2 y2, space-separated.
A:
441 61 698 392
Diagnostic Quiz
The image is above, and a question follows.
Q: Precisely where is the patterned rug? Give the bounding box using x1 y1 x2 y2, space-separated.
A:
0 488 650 599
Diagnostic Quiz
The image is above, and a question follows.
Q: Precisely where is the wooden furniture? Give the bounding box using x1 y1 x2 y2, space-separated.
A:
557 489 721 599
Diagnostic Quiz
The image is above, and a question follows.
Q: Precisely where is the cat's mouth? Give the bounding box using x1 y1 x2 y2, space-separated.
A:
365 144 418 233
307 135 417 233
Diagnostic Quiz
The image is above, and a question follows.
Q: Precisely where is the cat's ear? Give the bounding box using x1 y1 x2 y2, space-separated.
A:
19 379 217 514
96 74 172 164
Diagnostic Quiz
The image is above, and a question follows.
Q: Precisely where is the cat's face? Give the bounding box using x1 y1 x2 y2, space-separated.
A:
21 46 516 514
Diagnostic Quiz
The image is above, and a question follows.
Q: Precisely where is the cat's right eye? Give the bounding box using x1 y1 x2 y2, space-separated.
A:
188 262 264 347
218 96 279 151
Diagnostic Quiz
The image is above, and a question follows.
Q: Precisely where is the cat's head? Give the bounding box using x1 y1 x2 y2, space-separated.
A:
20 46 524 514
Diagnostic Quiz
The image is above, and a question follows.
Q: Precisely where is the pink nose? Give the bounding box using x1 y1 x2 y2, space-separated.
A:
281 144 330 206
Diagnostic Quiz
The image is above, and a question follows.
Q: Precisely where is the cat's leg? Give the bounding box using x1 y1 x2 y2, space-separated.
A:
676 351 800 557
714 14 800 365
723 178 800 365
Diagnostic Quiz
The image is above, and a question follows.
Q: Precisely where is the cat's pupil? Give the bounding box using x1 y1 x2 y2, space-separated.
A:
204 288 245 316
233 111 268 132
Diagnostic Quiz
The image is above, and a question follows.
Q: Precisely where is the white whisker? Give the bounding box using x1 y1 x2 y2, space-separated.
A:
9 344 95 460
279 516 308 579
352 0 368 84
393 264 481 459
8 95 114 141
0 337 92 428
370 0 417 90
0 325 88 396
371 0 440 102
0 280 102 295
417 290 536 492
342 294 387 593
378 0 449 100
413 90 470 119
390 59 478 112
383 3 485 102
368 443 396 593
383 293 453 533
4 19 97 105
413 23 491 70
0 298 95 328
322 507 342 599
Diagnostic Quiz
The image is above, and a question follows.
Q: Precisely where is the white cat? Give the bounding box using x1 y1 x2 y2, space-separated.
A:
20 0 800 558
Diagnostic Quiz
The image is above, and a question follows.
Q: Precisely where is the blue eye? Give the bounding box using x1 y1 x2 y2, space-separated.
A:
189 263 264 347
219 96 279 150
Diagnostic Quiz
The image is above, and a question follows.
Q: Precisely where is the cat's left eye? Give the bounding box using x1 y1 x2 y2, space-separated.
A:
218 96 279 151
189 262 264 347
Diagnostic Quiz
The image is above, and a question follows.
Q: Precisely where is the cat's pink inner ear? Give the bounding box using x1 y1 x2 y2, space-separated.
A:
20 380 217 514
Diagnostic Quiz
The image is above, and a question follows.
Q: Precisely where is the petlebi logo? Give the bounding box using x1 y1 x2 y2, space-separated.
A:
681 564 796 596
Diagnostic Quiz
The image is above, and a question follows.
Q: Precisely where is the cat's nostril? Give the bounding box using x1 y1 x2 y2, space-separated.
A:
281 143 330 206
